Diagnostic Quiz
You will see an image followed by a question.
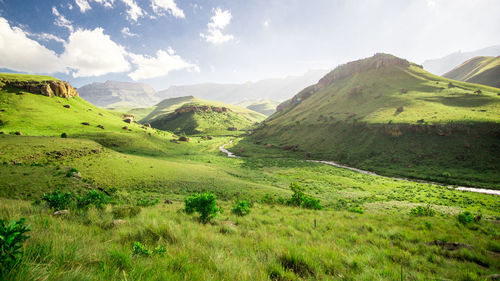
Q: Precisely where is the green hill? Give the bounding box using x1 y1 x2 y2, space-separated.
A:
444 56 500 88
236 99 279 116
241 53 500 189
148 97 266 135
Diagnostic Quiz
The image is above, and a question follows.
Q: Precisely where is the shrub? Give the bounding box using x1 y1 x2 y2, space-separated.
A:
112 206 141 219
457 211 474 225
231 200 251 216
410 205 436 217
0 218 30 276
301 197 322 210
132 242 166 257
42 190 73 210
286 183 322 210
348 206 364 214
136 198 159 207
184 192 221 223
76 190 110 210
65 168 79 177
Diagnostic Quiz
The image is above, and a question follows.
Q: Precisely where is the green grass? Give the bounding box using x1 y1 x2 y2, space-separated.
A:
236 99 280 116
1 71 499 281
444 56 500 88
249 54 500 189
0 73 58 82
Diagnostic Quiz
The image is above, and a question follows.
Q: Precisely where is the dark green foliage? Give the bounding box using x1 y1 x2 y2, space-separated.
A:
409 205 436 217
348 206 364 214
76 190 110 210
132 242 166 257
60 133 67 138
457 211 474 225
184 192 221 223
112 206 141 219
42 190 73 211
231 200 251 216
286 182 322 210
279 253 315 277
136 198 159 207
65 168 79 177
0 218 30 276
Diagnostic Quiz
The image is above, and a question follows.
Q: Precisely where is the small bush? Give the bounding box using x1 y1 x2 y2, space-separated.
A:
0 218 30 276
348 206 364 214
136 198 159 207
410 205 436 217
457 211 474 225
112 206 141 219
65 168 79 177
76 190 110 210
287 182 322 210
184 192 221 223
132 242 166 257
42 190 73 210
231 200 251 216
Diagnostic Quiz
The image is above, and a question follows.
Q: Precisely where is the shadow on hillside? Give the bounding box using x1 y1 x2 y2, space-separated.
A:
417 95 497 108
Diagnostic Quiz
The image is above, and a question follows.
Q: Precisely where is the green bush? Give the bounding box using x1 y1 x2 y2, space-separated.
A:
65 168 79 177
457 211 474 225
409 205 436 217
348 206 364 214
286 182 322 210
0 218 30 276
184 192 221 223
76 190 110 210
231 200 251 216
112 206 141 219
136 198 159 207
42 190 73 210
132 242 166 257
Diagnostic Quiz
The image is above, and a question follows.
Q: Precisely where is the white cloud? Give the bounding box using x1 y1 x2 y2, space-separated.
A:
263 20 269 28
121 27 138 38
28 32 65 44
121 0 144 22
75 0 91 13
151 0 185 18
128 49 198 80
93 0 115 8
68 3 74 10
60 28 130 77
52 6 73 32
0 17 63 73
200 8 234 44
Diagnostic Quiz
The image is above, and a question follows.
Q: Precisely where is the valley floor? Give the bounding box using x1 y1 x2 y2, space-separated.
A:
0 135 499 280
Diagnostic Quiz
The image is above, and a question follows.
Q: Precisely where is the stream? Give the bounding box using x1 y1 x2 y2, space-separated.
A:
219 141 500 196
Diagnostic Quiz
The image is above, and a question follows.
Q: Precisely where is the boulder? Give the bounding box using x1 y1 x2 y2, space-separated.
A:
265 144 272 148
61 133 67 138
53 210 69 216
81 122 90 126
178 136 190 142
14 131 22 135
164 199 173 204
122 126 128 130
63 105 71 108
97 125 104 129
227 127 238 131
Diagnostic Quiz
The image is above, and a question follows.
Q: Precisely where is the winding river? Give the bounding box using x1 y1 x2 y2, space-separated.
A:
219 141 500 196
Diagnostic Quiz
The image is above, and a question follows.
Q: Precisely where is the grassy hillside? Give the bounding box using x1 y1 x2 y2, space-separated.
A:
237 99 280 116
149 98 266 135
0 73 499 280
0 73 58 82
444 56 500 88
243 53 500 189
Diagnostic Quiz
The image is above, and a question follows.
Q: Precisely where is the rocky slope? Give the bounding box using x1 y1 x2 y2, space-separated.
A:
0 79 78 98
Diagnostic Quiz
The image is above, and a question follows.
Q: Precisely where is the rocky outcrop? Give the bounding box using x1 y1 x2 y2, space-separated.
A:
174 105 231 115
3 80 79 98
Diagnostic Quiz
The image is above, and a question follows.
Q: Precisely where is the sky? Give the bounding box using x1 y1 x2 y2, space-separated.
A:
0 0 499 90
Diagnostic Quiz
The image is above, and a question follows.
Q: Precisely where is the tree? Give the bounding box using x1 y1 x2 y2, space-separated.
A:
185 192 221 223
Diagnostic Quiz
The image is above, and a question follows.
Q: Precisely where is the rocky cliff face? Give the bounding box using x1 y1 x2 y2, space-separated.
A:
2 80 78 98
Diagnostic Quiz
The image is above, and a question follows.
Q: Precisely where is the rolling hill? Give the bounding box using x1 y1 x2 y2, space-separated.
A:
242 53 500 188
147 97 266 135
236 99 280 116
422 44 500 75
444 56 500 88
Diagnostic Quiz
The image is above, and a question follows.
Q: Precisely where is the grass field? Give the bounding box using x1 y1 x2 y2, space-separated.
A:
1 73 499 280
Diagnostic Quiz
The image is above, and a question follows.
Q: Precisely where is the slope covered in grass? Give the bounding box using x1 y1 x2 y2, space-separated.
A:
444 56 500 88
149 98 266 135
236 99 280 116
244 53 500 189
